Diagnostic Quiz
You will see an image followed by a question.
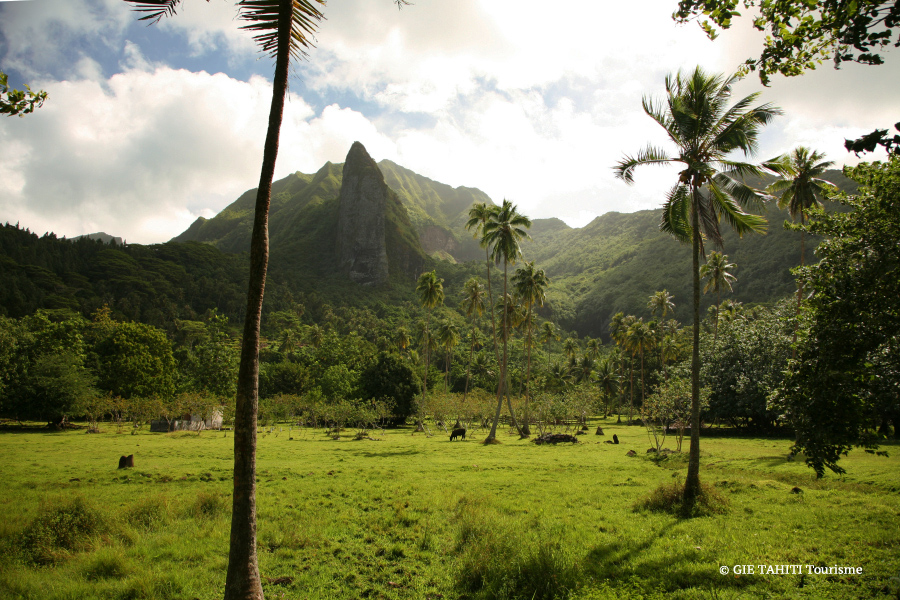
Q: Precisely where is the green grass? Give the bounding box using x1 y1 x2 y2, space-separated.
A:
0 421 898 600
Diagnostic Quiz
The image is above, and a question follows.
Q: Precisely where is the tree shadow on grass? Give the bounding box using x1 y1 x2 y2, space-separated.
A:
582 525 753 594
328 447 424 459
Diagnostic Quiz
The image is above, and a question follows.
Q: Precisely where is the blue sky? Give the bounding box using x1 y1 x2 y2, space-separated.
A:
1 0 898 244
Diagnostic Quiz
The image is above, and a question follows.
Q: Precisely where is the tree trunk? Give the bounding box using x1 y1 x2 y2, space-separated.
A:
487 260 523 440
713 288 720 347
224 3 293 599
522 308 533 437
683 188 703 506
463 320 476 400
421 310 430 426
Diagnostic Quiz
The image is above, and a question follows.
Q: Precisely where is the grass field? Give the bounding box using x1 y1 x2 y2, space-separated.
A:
0 419 898 600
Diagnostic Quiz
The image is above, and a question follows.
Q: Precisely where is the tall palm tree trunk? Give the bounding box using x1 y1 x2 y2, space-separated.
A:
522 310 533 436
628 353 635 424
225 2 291 598
463 321 477 400
487 261 523 440
792 227 805 361
684 191 703 505
420 310 430 429
714 288 720 346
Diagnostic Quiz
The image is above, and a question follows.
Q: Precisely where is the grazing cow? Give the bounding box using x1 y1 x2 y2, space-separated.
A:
450 428 467 441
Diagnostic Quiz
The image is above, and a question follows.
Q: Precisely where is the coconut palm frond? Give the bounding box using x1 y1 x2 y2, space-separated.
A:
239 0 325 62
614 145 673 184
124 0 186 24
660 185 692 244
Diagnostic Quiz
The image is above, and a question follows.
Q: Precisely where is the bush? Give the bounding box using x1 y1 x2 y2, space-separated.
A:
127 494 172 531
633 478 729 517
188 491 228 520
20 496 108 564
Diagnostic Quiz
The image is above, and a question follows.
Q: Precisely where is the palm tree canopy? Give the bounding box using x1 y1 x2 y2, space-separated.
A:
465 202 499 244
126 0 325 62
461 278 486 318
614 67 781 253
700 251 737 295
437 320 460 350
648 290 675 319
539 321 558 345
481 199 532 266
625 319 655 355
511 261 550 310
763 146 836 221
416 270 445 311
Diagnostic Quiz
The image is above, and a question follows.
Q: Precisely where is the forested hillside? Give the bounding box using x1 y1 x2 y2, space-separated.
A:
1 151 856 340
0 225 270 328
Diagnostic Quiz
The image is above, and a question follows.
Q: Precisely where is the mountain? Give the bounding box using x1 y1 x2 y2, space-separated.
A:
174 142 427 300
173 146 858 337
2 141 858 339
71 232 124 245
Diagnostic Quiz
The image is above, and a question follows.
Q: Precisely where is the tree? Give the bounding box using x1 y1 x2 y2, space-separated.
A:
595 354 620 417
512 261 549 436
481 199 531 442
437 319 460 393
466 202 502 365
674 0 900 82
702 301 793 430
1 71 47 117
615 67 779 505
538 321 558 371
94 321 176 401
673 0 900 154
625 318 654 421
359 353 420 426
121 2 409 597
699 251 737 346
416 270 444 420
764 147 837 356
460 278 486 401
648 290 675 320
775 157 900 476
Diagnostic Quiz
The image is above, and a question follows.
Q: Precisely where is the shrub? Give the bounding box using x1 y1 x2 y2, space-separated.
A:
633 478 729 517
127 494 172 531
20 496 108 564
188 491 228 520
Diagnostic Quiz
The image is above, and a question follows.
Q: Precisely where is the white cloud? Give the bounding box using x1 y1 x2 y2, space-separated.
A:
2 0 898 244
0 62 349 243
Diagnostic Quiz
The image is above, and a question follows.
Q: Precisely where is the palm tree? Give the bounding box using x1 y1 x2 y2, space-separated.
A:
764 146 836 359
595 355 620 417
511 261 549 436
481 199 531 442
122 2 331 596
416 270 444 418
460 278 486 401
648 290 675 320
466 202 501 365
563 337 578 362
625 319 653 423
437 320 460 393
538 321 559 371
394 326 410 354
700 251 736 346
584 338 601 360
615 66 780 505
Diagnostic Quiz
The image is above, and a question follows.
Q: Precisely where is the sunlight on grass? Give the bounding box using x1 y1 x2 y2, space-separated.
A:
0 420 897 599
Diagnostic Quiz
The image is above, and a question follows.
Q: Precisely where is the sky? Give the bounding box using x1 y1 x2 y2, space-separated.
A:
1 0 898 244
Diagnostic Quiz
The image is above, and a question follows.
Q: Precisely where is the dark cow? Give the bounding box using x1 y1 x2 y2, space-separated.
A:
450 428 467 441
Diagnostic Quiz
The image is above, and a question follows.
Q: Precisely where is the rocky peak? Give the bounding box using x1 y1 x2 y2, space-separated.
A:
336 142 391 286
